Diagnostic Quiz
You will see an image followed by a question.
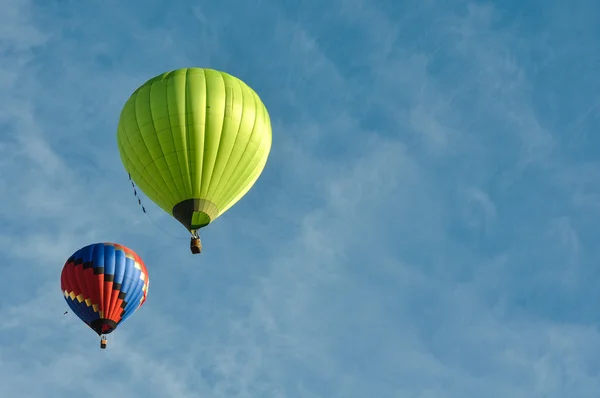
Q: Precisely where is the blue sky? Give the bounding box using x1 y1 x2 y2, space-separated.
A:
1 0 600 396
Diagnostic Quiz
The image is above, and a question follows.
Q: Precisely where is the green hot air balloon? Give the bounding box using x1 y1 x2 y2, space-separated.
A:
117 68 272 254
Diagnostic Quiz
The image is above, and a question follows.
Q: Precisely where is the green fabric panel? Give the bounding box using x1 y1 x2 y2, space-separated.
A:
117 93 173 214
218 90 272 213
117 67 272 229
208 80 259 206
204 74 241 200
137 81 178 207
185 69 207 200
199 69 225 198
163 71 187 199
192 211 210 227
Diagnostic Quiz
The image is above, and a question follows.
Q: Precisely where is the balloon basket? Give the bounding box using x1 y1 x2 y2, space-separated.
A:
190 237 202 254
100 337 107 349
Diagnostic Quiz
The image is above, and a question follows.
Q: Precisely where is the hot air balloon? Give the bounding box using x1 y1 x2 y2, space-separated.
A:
60 242 150 349
116 68 272 254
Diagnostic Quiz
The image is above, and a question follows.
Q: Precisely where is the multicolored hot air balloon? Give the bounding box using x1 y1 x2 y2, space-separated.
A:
116 68 272 254
60 242 150 349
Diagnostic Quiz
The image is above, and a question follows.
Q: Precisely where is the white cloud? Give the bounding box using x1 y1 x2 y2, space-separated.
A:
1 0 600 397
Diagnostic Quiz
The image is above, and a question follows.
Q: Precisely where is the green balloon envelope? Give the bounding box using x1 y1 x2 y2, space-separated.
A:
117 68 272 233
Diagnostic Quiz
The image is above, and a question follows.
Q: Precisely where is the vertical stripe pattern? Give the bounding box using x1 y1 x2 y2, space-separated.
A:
60 243 150 335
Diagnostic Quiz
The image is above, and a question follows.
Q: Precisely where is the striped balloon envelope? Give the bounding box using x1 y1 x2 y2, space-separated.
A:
60 242 150 349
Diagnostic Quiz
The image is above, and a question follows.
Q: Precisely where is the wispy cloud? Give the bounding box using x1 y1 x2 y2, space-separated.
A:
1 0 600 397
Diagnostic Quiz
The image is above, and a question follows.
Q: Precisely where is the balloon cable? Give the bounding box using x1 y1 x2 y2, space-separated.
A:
128 174 188 240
